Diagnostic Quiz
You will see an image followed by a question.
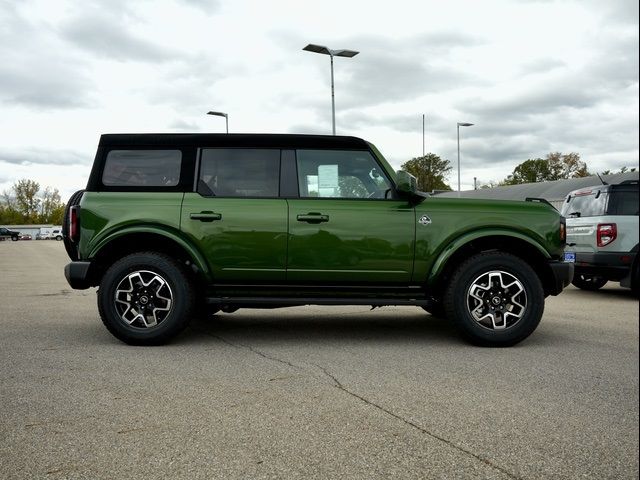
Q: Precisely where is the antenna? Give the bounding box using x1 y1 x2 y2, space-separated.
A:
595 172 608 185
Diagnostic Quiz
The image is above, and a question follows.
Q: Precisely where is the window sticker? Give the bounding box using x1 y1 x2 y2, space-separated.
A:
318 164 339 197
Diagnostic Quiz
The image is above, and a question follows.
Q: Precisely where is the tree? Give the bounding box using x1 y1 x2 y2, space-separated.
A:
38 187 63 223
0 180 65 225
14 179 41 222
503 152 589 185
401 153 453 192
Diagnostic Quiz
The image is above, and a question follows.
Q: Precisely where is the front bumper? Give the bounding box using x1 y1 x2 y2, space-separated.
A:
548 260 574 296
64 261 92 290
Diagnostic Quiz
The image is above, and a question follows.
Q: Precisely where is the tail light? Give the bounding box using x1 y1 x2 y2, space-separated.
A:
69 205 80 242
559 217 566 244
597 223 617 247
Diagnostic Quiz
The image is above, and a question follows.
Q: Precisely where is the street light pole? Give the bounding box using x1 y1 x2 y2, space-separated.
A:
303 44 359 135
422 114 425 157
457 122 474 197
206 111 228 133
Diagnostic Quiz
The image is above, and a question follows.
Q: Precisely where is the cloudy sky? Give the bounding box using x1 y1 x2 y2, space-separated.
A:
0 0 638 199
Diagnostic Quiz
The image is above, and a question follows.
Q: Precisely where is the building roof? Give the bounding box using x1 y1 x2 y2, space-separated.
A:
437 172 639 203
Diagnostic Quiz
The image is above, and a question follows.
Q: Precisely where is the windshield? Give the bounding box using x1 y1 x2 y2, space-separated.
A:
561 190 608 217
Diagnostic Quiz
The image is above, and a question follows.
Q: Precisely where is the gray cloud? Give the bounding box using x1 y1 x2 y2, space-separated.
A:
178 0 221 13
0 2 94 109
61 15 179 62
518 58 566 75
0 148 90 167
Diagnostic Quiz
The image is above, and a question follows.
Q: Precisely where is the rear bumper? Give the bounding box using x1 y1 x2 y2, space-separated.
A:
548 261 574 296
64 261 92 290
574 252 636 281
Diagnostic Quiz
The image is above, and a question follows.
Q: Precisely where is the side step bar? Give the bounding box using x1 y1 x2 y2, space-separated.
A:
206 296 431 307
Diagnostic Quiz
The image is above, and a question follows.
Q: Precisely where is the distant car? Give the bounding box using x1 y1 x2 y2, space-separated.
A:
562 180 639 296
19 234 32 240
0 227 20 241
51 229 63 241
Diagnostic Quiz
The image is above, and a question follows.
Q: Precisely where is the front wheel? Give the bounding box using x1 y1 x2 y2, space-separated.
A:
97 252 196 345
444 252 544 347
571 274 607 291
11 236 18 241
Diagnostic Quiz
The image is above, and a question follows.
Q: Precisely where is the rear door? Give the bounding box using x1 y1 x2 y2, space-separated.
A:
286 149 415 283
180 148 288 282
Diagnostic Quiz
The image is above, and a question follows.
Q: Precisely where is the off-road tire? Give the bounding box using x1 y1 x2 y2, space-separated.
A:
97 252 196 345
444 252 544 347
571 274 608 291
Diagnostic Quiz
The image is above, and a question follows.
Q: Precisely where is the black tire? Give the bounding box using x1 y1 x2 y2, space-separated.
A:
11 235 19 241
444 252 544 347
97 252 196 345
571 274 608 291
62 189 85 260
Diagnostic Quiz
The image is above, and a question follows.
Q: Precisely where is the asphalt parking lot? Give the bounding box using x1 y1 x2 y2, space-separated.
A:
0 241 638 479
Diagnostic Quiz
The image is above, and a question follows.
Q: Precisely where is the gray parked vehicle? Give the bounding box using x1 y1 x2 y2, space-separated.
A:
562 180 639 296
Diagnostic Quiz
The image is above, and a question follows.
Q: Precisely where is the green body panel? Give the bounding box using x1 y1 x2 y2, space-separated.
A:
180 193 288 282
411 197 563 284
79 192 211 275
287 199 415 283
81 193 176 251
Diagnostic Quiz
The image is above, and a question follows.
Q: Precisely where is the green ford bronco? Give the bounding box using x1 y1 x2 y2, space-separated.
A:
63 134 573 346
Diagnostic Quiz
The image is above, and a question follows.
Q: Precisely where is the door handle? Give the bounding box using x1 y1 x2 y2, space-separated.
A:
296 213 329 224
190 211 222 222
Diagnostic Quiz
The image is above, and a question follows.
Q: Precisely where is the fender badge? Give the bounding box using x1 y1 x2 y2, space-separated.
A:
418 214 432 225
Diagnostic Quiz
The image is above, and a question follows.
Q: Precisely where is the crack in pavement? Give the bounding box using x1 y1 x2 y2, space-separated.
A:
193 325 521 479
194 328 301 370
313 364 523 480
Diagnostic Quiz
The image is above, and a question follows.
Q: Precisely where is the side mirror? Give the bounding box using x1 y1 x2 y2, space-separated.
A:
396 170 417 195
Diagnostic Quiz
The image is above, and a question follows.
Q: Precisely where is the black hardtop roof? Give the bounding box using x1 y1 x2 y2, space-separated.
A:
99 133 370 150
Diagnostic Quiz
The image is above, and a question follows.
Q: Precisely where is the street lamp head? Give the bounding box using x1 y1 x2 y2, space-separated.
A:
303 44 331 55
207 111 227 118
457 122 474 127
333 49 359 58
303 44 359 57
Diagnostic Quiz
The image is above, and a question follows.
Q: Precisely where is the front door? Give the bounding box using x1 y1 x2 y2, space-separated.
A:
287 149 415 284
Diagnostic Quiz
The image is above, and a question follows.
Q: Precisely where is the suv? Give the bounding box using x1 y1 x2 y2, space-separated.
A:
0 227 20 241
63 134 573 346
562 180 639 295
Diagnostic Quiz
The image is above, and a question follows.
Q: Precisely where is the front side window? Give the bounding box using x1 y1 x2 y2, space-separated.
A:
296 150 392 199
102 150 182 187
198 149 280 197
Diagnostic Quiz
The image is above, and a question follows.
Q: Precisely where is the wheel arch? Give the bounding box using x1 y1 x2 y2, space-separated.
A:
427 232 557 297
87 228 210 287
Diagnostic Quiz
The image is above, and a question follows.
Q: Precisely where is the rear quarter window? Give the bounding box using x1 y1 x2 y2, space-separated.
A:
607 188 639 216
102 150 182 187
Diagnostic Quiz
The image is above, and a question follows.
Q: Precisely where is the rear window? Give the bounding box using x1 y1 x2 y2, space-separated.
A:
561 189 608 217
102 150 182 187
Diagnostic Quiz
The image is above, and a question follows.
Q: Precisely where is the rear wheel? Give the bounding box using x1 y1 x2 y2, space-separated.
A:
572 274 608 291
97 252 195 345
444 252 544 347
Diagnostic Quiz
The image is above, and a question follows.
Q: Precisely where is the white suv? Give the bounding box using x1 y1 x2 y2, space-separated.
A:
562 180 638 296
